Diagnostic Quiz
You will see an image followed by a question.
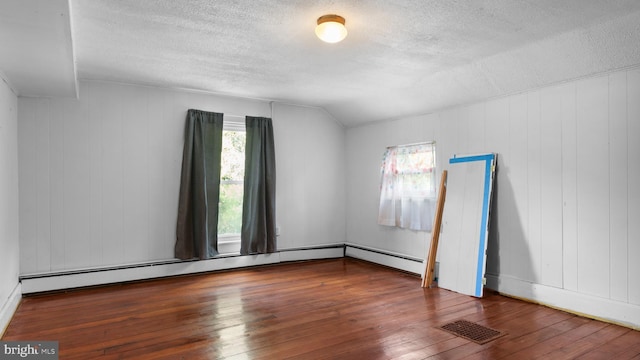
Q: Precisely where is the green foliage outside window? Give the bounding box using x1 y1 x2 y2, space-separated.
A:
218 130 245 235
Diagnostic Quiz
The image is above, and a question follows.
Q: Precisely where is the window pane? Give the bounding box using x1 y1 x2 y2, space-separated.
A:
219 182 243 235
219 130 245 237
221 130 245 181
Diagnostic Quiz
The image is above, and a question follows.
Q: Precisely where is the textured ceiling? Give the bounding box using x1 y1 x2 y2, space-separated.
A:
4 1 640 126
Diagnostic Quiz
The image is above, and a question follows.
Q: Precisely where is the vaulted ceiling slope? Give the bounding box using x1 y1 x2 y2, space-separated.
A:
0 0 76 98
2 1 640 126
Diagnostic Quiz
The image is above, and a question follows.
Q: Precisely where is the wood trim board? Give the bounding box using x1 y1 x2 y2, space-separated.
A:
422 170 447 287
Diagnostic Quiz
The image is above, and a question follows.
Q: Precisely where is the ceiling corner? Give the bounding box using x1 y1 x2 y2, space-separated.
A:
0 0 78 98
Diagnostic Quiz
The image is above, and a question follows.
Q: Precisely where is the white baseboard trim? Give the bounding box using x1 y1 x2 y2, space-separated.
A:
486 274 640 330
344 243 424 275
0 283 22 337
21 246 344 294
279 246 344 262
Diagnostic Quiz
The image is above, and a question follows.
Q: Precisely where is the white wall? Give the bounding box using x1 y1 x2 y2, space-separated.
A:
18 80 346 274
346 68 640 328
272 103 346 250
0 77 20 333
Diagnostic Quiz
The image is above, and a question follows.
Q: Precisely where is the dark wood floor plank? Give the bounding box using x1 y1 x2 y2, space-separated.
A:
578 329 640 360
543 324 632 359
497 317 612 359
2 258 639 359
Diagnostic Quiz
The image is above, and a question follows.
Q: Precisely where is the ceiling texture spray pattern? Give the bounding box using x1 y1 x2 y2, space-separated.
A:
3 0 640 126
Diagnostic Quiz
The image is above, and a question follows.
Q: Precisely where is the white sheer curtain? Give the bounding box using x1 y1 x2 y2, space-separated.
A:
378 142 436 231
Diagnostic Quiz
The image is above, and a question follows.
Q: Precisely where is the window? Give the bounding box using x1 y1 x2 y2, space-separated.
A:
218 119 246 254
378 142 436 231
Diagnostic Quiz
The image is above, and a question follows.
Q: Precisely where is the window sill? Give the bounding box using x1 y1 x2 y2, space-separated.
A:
218 235 240 254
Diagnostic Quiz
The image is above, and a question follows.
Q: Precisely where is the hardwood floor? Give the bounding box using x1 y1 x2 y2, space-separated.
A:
3 258 639 359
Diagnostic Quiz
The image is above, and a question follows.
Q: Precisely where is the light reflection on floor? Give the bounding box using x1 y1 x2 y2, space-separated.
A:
212 287 251 359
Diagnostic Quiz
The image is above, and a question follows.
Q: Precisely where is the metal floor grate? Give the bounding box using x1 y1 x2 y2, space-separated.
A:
438 319 506 344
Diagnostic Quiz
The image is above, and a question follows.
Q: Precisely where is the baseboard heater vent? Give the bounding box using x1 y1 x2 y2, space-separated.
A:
20 244 347 281
20 258 200 280
344 243 424 275
438 319 506 344
344 244 423 263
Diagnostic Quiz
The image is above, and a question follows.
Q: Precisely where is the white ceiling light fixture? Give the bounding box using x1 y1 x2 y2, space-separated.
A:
315 14 348 43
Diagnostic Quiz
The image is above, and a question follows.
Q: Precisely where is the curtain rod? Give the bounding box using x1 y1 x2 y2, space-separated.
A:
386 141 435 149
224 114 273 119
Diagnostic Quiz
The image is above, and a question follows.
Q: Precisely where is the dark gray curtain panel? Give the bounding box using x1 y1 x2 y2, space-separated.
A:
241 116 276 255
175 109 223 260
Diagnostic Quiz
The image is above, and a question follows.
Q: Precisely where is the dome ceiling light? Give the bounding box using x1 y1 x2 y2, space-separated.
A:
315 14 348 43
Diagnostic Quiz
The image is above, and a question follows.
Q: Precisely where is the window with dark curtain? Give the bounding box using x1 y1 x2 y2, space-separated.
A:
175 109 223 259
241 116 276 255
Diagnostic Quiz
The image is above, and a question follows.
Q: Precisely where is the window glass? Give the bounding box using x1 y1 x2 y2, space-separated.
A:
218 128 245 237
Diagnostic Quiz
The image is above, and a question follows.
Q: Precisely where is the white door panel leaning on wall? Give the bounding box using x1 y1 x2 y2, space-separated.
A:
437 153 496 298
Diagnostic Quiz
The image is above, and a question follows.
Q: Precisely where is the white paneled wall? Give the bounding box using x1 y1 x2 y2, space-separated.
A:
539 86 563 288
560 82 579 292
609 72 628 303
629 70 640 305
576 76 610 298
18 81 346 274
0 78 20 333
346 68 640 327
272 103 346 250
